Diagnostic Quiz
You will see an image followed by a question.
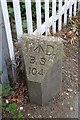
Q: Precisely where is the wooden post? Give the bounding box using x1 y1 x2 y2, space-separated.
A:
0 2 9 84
1 0 16 82
0 2 2 83
0 2 15 84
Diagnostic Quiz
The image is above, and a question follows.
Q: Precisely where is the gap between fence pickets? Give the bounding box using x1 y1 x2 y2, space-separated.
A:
33 0 77 35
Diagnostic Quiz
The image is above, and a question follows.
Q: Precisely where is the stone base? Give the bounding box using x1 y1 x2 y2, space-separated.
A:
28 60 62 105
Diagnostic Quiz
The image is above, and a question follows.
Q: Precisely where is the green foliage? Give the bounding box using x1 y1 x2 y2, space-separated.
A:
8 7 14 18
1 84 23 118
74 16 79 32
18 112 23 120
0 100 2 107
2 84 10 97
6 103 16 113
22 19 27 32
67 16 79 33
67 18 72 31
0 71 3 76
1 102 23 119
0 84 2 96
2 103 6 109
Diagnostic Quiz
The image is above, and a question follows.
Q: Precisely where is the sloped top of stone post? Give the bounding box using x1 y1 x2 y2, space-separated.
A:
21 34 63 83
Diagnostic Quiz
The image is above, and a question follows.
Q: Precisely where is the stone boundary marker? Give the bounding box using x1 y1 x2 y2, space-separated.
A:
21 34 63 105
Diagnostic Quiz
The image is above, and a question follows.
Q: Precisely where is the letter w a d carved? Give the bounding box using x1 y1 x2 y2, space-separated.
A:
34 45 44 53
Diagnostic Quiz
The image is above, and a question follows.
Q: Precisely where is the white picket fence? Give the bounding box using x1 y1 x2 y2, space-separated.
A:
0 0 78 82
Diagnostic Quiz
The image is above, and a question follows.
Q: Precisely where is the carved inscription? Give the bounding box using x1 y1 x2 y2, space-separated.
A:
29 67 43 76
29 56 45 76
40 58 46 65
30 56 35 64
28 44 54 76
46 45 54 55
34 45 44 53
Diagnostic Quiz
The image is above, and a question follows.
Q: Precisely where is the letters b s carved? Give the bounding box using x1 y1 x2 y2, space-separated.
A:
29 56 46 65
30 56 35 64
40 58 46 65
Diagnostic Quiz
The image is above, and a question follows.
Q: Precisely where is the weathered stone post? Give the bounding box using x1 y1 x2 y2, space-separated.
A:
21 34 63 105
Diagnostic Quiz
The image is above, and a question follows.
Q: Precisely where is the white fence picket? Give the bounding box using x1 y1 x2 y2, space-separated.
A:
64 0 67 25
58 0 62 31
36 0 42 35
45 0 49 35
1 0 15 63
74 0 77 16
13 0 23 40
52 0 56 33
25 0 33 35
69 1 72 18
33 16 52 35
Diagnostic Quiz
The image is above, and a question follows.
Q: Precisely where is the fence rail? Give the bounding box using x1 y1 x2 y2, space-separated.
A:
0 0 78 83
